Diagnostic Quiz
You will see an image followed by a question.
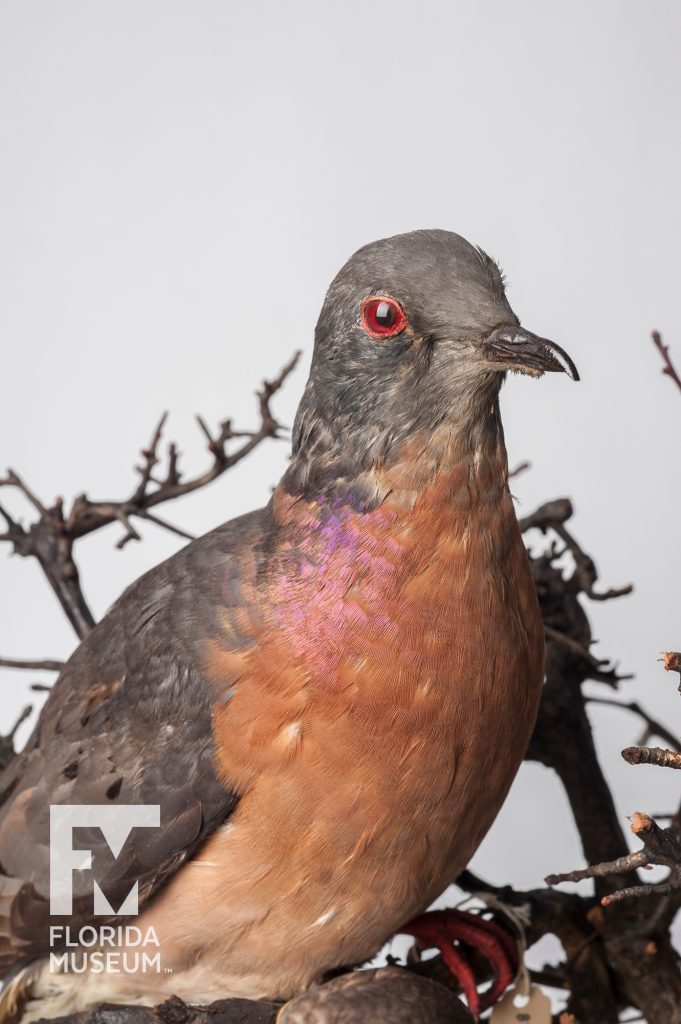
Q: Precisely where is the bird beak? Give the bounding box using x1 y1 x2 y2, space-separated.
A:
483 326 580 381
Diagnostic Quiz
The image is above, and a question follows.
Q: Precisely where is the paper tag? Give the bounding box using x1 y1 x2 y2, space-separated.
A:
490 985 552 1024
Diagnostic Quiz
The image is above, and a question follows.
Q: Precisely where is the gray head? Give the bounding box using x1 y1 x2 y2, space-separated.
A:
287 229 577 499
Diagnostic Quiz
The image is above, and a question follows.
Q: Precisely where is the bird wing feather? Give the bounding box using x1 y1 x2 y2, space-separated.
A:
0 506 272 971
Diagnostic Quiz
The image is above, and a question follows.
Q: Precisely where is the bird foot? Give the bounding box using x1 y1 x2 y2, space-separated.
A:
399 907 519 1019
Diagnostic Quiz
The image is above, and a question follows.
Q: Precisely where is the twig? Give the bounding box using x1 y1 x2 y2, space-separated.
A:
546 813 681 907
651 331 681 395
622 747 681 770
586 697 681 753
64 350 300 545
137 510 195 542
551 517 632 602
0 656 64 672
545 627 631 686
607 657 681 772
0 500 26 544
519 499 632 602
523 503 681 1019
0 469 46 516
0 496 95 639
519 497 574 533
6 704 33 740
664 652 681 673
0 352 300 636
130 412 169 505
546 850 650 888
0 704 34 772
664 651 681 694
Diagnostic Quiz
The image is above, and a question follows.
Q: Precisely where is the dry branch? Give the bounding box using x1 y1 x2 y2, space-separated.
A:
622 746 681 769
519 498 633 602
0 657 64 672
586 697 681 753
651 331 681 395
520 498 681 1022
617 655 681 766
0 704 33 771
547 813 681 907
0 352 300 639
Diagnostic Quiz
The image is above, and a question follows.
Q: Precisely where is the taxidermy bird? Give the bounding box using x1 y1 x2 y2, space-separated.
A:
0 230 578 1022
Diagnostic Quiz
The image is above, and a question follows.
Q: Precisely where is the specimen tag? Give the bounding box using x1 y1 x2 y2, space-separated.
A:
490 985 552 1024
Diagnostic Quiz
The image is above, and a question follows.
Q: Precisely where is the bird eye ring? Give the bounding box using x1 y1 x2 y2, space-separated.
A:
360 296 407 339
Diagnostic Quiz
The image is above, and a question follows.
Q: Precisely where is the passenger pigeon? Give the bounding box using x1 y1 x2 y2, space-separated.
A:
0 230 578 1022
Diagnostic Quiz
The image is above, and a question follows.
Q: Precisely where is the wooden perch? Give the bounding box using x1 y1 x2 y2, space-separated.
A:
23 969 473 1024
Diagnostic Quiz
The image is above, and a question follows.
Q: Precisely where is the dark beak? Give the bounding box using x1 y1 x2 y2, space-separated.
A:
484 326 580 381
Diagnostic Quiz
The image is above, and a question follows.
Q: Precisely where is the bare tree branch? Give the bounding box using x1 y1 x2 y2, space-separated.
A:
0 469 46 515
63 350 301 546
651 331 681 395
546 813 681 908
0 656 64 672
586 697 681 753
545 626 631 686
0 352 300 637
523 498 681 1021
622 747 681 770
519 499 633 602
508 460 531 479
0 493 95 639
0 704 34 771
610 653 681 775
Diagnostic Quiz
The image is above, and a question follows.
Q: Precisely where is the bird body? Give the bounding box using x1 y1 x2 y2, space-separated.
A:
0 230 576 1020
130 420 543 1002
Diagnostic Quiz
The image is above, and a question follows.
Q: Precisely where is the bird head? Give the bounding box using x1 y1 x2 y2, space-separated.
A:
287 229 578 503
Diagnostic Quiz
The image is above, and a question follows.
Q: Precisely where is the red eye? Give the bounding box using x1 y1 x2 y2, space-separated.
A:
360 296 407 338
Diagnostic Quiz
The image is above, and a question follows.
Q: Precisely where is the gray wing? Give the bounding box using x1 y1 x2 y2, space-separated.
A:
0 506 272 971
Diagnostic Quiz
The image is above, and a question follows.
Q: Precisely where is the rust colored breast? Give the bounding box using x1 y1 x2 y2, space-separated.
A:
211 444 542 881
143 442 544 997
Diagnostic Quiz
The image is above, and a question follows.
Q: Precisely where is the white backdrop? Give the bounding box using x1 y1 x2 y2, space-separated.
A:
1 1 680 1015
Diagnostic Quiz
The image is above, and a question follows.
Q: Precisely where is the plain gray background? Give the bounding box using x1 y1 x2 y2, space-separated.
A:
1 0 680 1014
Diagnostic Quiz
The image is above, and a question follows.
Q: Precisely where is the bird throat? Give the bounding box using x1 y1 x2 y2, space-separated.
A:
267 392 524 713
279 392 508 517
